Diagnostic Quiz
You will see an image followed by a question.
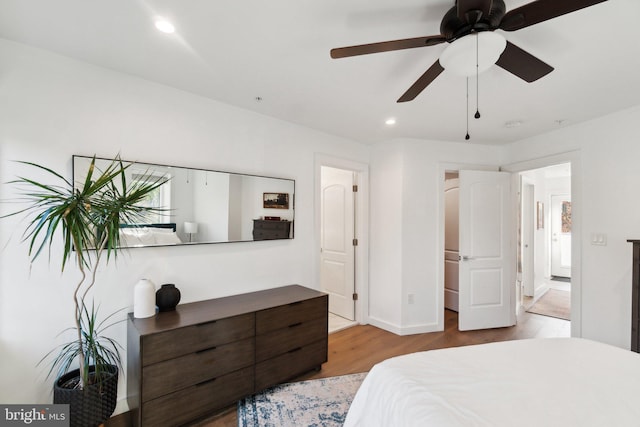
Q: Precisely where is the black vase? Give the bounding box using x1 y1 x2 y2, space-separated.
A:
53 365 118 427
156 284 181 311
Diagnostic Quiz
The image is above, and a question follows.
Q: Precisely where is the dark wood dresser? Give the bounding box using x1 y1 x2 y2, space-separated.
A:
127 285 328 426
628 240 640 352
252 219 292 240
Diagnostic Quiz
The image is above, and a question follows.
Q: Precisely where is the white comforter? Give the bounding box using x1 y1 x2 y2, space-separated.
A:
345 338 640 427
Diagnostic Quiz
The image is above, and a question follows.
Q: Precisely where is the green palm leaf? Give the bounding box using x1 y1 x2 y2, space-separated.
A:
6 154 168 388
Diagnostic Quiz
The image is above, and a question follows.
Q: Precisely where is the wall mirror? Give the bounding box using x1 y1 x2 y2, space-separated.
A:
72 155 295 247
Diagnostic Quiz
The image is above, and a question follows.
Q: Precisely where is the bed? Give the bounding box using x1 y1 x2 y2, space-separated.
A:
344 338 640 427
119 223 182 246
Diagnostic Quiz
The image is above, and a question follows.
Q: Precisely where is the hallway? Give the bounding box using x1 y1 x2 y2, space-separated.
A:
524 277 571 321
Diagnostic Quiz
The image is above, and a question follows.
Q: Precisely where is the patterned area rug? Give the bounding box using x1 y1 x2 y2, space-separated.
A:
237 373 367 427
526 289 571 320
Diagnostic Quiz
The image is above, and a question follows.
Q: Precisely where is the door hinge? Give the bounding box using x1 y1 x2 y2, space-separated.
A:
353 184 358 192
353 238 358 246
352 293 358 301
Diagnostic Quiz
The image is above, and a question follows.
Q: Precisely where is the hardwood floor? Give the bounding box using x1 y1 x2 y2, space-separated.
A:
191 309 570 426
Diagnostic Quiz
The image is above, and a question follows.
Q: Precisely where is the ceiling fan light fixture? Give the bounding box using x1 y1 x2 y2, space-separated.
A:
439 32 507 77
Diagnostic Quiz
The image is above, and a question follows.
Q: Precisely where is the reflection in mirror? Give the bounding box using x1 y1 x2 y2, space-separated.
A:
72 156 295 247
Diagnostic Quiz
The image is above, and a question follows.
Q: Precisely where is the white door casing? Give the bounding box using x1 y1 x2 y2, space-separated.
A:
458 170 515 331
320 166 355 320
551 194 572 278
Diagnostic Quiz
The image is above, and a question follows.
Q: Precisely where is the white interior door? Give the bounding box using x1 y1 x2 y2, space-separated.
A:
320 166 355 320
459 170 515 331
551 194 572 278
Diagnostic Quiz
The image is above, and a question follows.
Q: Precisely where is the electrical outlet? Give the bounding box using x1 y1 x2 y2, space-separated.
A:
408 294 415 304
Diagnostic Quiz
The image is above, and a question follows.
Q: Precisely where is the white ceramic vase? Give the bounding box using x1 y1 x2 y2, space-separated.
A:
134 278 156 318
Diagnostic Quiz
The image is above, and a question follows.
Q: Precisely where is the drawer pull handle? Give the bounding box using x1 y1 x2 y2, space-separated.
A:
198 320 218 327
288 347 302 354
288 322 303 328
196 377 217 387
196 346 217 354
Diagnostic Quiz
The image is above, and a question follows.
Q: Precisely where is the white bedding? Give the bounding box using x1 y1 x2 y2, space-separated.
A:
345 338 640 427
119 227 182 246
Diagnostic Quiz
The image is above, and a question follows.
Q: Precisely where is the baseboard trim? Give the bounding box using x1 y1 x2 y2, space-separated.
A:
367 316 442 336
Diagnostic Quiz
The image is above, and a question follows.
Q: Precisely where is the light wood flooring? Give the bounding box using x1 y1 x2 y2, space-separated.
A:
194 308 569 426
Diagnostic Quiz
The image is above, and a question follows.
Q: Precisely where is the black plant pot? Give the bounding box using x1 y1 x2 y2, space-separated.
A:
53 365 118 427
156 283 181 312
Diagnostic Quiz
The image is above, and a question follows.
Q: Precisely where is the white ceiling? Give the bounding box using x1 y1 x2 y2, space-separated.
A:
0 0 637 145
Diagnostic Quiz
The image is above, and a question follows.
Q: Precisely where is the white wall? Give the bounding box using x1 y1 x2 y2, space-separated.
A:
0 39 369 410
369 139 505 334
504 105 640 349
192 170 230 242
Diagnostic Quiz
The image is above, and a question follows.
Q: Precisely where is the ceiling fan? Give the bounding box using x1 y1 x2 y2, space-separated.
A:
330 0 608 103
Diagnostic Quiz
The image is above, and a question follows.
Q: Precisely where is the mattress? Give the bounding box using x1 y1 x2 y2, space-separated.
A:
344 338 640 427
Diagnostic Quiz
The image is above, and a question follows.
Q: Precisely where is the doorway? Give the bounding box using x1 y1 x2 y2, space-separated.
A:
439 158 576 333
320 166 356 322
518 163 572 322
315 156 369 333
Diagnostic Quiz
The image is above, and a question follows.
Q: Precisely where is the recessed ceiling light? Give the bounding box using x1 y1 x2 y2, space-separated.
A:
155 19 175 34
385 118 396 126
505 120 522 128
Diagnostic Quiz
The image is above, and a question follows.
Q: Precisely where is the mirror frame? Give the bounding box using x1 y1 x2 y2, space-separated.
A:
72 155 295 247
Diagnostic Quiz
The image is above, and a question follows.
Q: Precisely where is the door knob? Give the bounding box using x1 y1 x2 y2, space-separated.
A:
460 255 475 261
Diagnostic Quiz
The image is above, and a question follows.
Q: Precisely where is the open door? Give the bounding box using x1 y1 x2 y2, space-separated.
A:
320 166 356 321
458 170 515 331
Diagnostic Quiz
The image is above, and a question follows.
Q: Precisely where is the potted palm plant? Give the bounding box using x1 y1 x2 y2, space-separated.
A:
4 155 167 427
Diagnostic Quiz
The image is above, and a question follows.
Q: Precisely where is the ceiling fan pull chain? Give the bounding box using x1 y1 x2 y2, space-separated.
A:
465 77 470 141
475 33 481 120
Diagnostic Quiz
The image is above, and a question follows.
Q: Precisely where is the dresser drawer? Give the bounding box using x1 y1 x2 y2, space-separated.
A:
255 339 328 390
141 366 254 427
256 296 327 334
256 316 327 362
253 220 289 231
141 313 254 365
253 220 291 240
141 337 254 402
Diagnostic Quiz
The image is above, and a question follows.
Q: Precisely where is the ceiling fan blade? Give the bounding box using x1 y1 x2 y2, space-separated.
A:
500 0 607 32
330 35 446 59
397 60 445 103
457 0 493 22
495 41 554 83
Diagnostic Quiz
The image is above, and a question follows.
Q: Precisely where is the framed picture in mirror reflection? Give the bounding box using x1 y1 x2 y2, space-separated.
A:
263 193 289 209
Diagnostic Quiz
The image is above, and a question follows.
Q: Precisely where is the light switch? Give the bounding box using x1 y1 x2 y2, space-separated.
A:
590 233 607 246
